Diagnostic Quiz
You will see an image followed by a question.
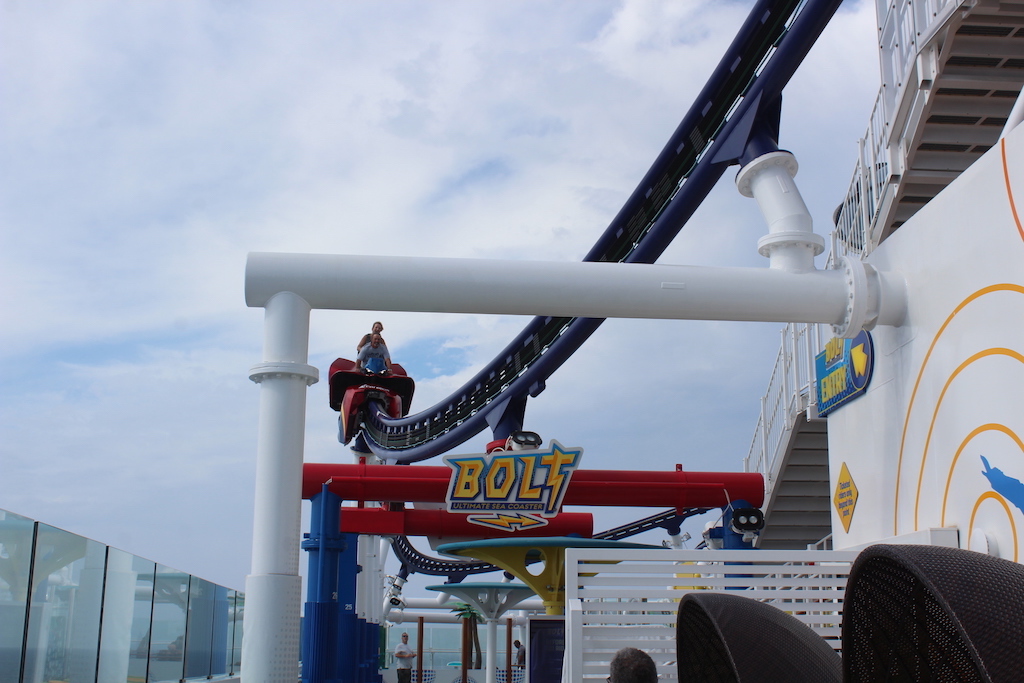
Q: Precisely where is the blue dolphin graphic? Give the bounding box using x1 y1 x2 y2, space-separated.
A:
981 455 1024 514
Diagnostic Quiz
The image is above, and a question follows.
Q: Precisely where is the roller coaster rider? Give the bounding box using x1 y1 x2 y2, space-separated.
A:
356 332 392 375
356 321 387 353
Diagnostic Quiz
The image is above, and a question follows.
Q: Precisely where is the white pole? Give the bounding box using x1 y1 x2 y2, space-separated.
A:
242 291 319 683
486 618 498 683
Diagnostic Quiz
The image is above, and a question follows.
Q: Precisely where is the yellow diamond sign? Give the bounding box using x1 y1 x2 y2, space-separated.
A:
833 462 858 533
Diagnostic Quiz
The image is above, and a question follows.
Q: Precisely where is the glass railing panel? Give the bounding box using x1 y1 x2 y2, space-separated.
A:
21 524 106 683
97 550 156 683
0 509 35 682
181 577 216 680
229 591 243 677
0 510 242 682
147 567 189 683
203 584 231 679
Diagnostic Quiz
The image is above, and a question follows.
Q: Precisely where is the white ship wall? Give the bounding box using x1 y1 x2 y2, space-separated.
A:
829 124 1024 560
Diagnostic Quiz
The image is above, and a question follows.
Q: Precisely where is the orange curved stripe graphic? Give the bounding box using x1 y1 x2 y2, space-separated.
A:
968 491 1018 562
895 285 1024 533
914 348 1024 528
1000 138 1024 243
941 424 1024 525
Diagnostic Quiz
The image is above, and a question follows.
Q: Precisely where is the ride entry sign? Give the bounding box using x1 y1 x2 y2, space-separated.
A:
815 330 874 416
443 441 583 532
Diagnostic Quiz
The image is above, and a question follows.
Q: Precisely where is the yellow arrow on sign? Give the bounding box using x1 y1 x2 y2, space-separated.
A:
851 343 868 377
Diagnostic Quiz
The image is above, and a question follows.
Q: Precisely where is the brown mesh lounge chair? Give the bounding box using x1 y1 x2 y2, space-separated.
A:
676 591 842 682
842 544 1024 683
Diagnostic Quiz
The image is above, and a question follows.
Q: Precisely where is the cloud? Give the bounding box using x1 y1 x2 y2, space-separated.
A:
1 0 879 592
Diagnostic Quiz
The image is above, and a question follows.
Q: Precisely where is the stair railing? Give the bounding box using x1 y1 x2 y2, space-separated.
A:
744 322 825 488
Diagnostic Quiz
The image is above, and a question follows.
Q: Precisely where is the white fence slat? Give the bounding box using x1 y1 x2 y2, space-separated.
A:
580 614 677 625
565 548 856 681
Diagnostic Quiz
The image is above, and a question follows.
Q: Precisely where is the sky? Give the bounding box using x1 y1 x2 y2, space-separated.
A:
1 1 880 592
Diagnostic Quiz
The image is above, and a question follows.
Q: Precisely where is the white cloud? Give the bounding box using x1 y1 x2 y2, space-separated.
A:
1 0 879 592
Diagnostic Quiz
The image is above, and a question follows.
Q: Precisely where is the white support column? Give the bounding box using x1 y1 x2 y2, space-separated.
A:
242 291 319 683
485 618 498 683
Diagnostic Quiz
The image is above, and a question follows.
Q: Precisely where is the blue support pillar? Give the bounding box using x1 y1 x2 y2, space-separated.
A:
334 530 362 682
356 617 382 683
303 486 384 683
302 486 347 683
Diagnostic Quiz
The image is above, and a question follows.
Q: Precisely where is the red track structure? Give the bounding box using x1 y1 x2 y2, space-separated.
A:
303 462 764 537
337 507 595 538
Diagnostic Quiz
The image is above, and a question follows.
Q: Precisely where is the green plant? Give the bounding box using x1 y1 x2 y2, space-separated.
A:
450 601 483 669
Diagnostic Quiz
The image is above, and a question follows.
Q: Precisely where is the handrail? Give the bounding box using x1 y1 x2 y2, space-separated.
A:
832 88 888 259
834 0 967 256
744 322 824 485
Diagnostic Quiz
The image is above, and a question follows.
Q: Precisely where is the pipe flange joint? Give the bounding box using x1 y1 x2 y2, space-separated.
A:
249 361 320 386
756 230 825 258
832 256 869 339
735 151 799 198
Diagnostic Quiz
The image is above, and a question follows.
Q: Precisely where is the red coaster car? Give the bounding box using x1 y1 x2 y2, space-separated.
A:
328 358 416 444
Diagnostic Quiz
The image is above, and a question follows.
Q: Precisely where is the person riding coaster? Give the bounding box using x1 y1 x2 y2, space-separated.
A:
323 350 411 446
355 332 392 375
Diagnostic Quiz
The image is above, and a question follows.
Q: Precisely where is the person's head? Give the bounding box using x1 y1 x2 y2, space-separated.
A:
401 632 409 642
371 333 382 347
609 647 657 683
514 640 521 648
372 321 384 334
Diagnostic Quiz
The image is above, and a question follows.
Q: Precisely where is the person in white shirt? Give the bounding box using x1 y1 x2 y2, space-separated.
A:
356 333 392 375
394 632 416 683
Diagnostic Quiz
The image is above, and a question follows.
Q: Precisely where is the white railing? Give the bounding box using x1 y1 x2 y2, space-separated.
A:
744 322 826 486
838 0 967 255
564 548 859 682
833 89 889 258
878 0 963 112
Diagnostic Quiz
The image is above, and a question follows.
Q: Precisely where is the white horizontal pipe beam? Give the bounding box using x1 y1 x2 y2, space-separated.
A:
246 253 854 325
386 610 530 626
400 597 546 611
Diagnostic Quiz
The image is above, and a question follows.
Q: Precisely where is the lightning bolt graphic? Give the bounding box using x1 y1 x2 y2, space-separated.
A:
467 513 549 532
541 443 581 515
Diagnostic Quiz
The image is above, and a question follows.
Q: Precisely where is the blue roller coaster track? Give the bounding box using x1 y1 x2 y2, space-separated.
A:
389 507 709 580
356 0 844 462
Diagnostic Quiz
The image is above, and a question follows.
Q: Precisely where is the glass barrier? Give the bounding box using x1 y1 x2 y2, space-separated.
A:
0 508 243 683
98 549 156 683
228 591 243 675
0 510 35 682
22 524 106 682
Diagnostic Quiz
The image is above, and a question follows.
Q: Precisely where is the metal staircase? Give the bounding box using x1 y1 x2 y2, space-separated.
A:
745 324 833 550
756 415 831 549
